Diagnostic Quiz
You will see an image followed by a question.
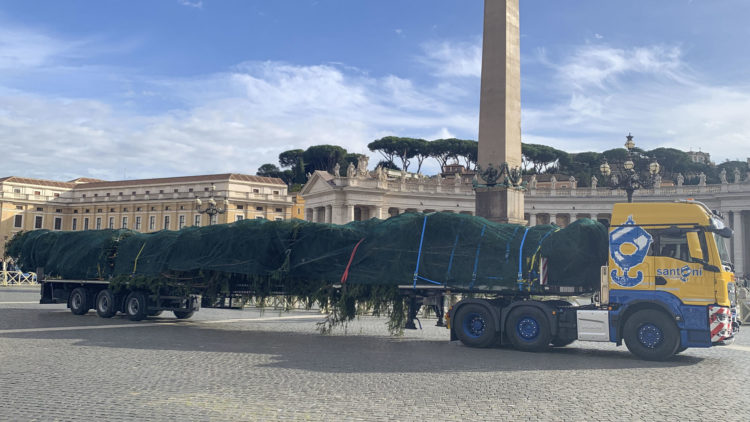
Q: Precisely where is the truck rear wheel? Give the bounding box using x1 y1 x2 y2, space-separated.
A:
96 289 117 318
623 309 680 361
454 304 497 348
506 307 551 352
125 291 148 321
69 287 90 315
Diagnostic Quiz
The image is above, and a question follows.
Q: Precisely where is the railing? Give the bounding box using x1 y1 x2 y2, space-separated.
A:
0 270 38 286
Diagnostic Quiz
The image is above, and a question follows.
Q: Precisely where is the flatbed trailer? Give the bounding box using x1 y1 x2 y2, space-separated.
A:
37 268 201 321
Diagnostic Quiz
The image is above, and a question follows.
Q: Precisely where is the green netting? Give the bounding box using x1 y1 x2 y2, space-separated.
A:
5 213 608 292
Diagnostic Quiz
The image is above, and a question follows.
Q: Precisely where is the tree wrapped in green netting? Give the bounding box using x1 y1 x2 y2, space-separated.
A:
5 213 608 331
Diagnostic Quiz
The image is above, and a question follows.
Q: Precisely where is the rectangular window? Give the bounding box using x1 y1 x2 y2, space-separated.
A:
275 217 284 221
122 216 128 229
34 190 41 195
54 217 62 230
13 188 21 193
275 208 282 213
256 216 264 220
256 206 263 211
72 218 78 231
194 215 201 227
35 215 43 229
16 205 23 210
149 216 155 230
96 217 102 230
108 217 115 229
135 216 142 230
36 207 43 212
164 215 170 230
83 218 89 230
178 215 185 229
237 205 244 210
14 215 23 228
236 215 244 221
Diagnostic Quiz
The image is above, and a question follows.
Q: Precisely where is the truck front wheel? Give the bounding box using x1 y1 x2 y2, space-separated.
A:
623 309 680 361
506 307 551 352
69 287 90 315
454 304 497 348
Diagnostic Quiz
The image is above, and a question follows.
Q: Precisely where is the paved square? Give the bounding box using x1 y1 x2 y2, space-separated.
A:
1 287 748 421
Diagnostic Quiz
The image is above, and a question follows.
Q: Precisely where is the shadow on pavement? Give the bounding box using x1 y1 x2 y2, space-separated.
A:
0 310 704 374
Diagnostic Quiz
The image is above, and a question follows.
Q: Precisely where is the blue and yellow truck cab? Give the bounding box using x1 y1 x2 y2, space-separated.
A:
606 200 735 358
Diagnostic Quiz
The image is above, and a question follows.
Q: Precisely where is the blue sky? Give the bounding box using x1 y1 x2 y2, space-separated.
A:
1 0 749 180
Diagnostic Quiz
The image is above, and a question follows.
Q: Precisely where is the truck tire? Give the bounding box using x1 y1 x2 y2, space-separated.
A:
69 287 90 315
96 289 117 318
125 291 148 321
454 304 497 348
173 310 194 319
506 306 551 352
623 309 680 361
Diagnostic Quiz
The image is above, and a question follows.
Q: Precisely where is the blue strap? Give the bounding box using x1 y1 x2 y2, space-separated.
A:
468 224 487 290
412 215 429 288
505 226 521 262
416 275 442 285
445 234 461 282
517 227 530 290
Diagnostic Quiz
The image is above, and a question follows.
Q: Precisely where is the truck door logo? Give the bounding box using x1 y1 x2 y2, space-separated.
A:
609 216 653 287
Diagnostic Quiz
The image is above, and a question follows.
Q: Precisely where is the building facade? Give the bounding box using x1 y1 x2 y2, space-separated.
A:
0 173 292 255
301 168 750 279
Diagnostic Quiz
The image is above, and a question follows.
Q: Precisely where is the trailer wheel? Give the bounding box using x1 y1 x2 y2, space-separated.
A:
506 307 551 352
96 289 117 318
69 288 90 315
623 309 680 361
125 291 148 321
173 310 194 320
454 304 496 348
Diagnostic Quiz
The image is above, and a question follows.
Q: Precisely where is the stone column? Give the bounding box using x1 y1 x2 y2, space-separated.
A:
346 204 355 223
305 208 313 222
528 213 537 227
733 211 745 276
324 205 331 224
475 0 525 225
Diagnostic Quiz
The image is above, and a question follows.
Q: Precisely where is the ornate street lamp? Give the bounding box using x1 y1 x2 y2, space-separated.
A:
195 183 228 225
600 134 660 203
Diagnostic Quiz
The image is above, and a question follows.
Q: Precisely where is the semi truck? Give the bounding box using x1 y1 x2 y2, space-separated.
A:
433 200 737 361
20 199 739 361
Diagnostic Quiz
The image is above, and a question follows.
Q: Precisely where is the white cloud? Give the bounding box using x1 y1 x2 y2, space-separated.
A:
0 60 479 180
523 44 750 162
177 0 203 9
418 39 482 78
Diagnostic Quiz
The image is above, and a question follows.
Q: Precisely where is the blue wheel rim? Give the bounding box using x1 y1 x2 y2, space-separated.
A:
461 312 486 338
516 316 540 341
637 323 664 348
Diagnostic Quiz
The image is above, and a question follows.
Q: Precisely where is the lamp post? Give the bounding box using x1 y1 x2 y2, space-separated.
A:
195 183 229 225
599 134 660 203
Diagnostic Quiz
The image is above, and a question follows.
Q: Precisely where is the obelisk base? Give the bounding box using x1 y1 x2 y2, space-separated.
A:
475 187 526 225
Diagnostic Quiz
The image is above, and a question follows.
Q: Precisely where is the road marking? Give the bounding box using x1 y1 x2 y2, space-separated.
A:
201 315 324 324
0 322 179 334
726 344 750 352
0 314 325 334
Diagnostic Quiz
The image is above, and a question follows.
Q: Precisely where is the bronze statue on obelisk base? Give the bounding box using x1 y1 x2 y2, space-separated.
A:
474 0 526 224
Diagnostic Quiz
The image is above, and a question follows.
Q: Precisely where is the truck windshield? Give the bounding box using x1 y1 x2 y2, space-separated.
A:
713 233 732 267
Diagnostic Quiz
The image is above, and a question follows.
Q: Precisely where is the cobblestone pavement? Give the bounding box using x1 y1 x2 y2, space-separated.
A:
1 286 749 421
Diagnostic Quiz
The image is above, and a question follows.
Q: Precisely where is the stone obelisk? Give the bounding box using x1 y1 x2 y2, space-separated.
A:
475 0 525 224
